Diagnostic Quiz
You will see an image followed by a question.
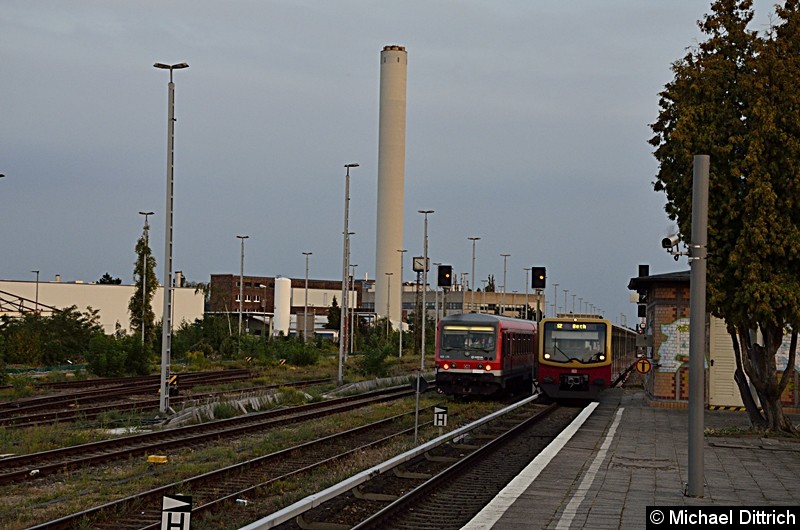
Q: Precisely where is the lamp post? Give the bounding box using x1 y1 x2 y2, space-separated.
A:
154 61 188 415
397 249 407 357
31 270 39 313
578 297 583 317
301 252 312 342
385 272 393 337
339 163 358 385
481 279 488 312
236 235 249 355
349 263 357 355
468 237 480 312
138 211 154 344
259 284 268 341
564 289 569 316
433 262 441 350
500 253 510 315
572 294 576 313
415 209 433 445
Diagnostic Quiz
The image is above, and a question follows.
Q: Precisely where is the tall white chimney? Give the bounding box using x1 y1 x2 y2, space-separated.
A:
374 45 407 326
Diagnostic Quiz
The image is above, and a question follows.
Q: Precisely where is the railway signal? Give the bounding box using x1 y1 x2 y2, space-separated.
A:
437 264 453 287
531 266 546 289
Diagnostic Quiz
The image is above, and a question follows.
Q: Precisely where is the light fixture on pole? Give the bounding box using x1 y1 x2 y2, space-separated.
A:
468 237 480 312
154 60 188 415
339 163 358 385
138 211 154 345
236 235 249 355
415 209 433 445
397 249 407 357
564 289 569 316
303 252 312 342
31 270 40 313
500 253 510 314
578 297 583 316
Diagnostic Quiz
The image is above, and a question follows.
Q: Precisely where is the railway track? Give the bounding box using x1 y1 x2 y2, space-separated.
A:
265 399 583 530
0 386 413 485
24 406 430 530
0 376 330 427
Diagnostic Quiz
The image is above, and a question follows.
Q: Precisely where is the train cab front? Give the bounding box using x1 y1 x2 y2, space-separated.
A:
435 361 501 396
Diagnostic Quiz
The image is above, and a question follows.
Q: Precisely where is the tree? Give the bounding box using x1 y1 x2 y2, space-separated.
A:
650 0 798 432
325 296 341 331
128 226 158 347
98 273 122 285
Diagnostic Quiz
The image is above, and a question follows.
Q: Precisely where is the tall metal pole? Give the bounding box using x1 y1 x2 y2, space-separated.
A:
468 237 480 312
139 211 154 344
339 163 358 385
433 262 441 351
236 235 249 355
564 289 569 316
303 252 312 341
154 61 188 415
481 279 488 313
524 267 530 319
688 154 709 497
415 209 433 444
31 270 39 313
259 284 268 342
500 253 510 315
553 283 559 317
385 272 393 337
350 263 357 355
397 249 407 357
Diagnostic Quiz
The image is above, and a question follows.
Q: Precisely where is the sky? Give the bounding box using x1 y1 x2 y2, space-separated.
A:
1 1 780 327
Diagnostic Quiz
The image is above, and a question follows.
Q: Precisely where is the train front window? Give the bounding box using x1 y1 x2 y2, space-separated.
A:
440 326 496 360
542 322 607 364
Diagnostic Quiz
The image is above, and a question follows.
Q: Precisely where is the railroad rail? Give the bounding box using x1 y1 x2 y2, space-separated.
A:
0 386 413 485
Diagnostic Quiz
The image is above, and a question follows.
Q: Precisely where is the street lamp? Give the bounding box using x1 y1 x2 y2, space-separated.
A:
154 60 188 415
397 249 407 357
31 270 39 313
139 211 154 344
481 279 488 312
339 163 358 385
468 237 480 312
236 235 249 356
564 289 569 316
302 252 312 341
415 209 433 445
500 253 510 314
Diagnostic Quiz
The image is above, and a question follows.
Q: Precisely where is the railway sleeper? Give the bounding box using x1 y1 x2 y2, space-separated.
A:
393 467 432 479
424 450 459 463
296 513 350 530
353 484 398 501
451 441 480 450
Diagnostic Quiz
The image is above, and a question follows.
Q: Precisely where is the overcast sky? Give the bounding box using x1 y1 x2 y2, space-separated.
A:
1 1 779 326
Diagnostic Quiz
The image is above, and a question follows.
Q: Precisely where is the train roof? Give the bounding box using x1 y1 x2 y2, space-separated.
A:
439 312 536 327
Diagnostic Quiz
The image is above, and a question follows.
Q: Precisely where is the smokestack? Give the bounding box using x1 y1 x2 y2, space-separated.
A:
374 45 407 326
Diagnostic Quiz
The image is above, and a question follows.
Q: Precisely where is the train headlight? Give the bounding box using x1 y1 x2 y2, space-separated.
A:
598 354 606 361
544 353 551 360
442 363 450 370
484 364 492 371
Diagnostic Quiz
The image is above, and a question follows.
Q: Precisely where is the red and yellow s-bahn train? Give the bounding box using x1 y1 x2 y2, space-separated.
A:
434 313 537 397
537 316 638 400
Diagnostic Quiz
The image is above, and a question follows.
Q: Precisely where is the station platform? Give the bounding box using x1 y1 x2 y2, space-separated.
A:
462 386 800 529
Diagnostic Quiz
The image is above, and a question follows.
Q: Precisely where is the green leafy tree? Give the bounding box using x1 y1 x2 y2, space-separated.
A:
129 225 158 347
650 0 798 432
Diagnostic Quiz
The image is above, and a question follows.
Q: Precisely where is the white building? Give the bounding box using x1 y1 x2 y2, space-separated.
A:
0 277 204 335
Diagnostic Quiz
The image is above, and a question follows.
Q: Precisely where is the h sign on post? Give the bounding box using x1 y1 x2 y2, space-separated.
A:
162 494 192 530
434 406 448 427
